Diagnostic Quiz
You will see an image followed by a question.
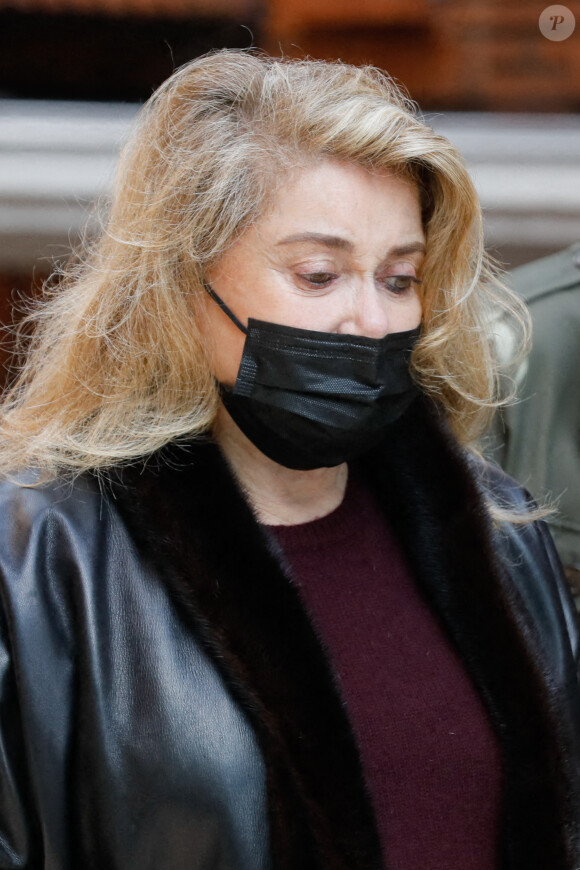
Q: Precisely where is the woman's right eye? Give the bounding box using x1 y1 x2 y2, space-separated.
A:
301 272 336 287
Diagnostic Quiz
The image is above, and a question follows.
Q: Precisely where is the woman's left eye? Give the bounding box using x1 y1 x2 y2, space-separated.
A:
382 275 423 293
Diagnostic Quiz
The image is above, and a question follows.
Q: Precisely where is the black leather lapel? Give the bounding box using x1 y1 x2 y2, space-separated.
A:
105 443 382 870
359 398 576 869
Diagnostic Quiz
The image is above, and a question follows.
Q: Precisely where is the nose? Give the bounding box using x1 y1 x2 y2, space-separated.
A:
336 277 391 339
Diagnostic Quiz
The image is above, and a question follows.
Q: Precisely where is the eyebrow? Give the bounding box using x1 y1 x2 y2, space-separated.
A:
275 232 426 257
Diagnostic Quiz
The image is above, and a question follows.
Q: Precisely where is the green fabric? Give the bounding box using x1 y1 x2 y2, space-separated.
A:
490 243 580 570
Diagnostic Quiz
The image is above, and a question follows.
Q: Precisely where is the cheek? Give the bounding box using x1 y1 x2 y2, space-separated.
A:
214 330 245 386
408 293 423 328
198 299 245 386
388 292 423 333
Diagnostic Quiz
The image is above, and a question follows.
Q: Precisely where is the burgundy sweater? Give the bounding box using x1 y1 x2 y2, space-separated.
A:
268 470 502 870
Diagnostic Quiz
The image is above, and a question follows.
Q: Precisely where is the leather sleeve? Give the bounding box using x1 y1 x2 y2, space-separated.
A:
536 516 580 669
0 600 38 868
477 457 580 684
0 479 79 870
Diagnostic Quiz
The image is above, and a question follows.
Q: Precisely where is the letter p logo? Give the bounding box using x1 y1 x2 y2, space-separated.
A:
539 5 576 40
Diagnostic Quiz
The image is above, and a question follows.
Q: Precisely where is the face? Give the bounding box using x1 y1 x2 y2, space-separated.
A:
202 159 425 386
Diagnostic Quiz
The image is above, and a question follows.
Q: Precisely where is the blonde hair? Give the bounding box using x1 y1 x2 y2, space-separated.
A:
0 49 529 480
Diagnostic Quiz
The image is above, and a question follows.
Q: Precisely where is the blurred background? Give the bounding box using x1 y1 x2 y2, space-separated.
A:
0 0 579 379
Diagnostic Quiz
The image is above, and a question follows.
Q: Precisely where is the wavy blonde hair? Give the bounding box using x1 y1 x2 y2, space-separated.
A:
0 49 529 480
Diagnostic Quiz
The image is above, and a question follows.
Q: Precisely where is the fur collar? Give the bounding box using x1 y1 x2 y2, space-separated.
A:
105 397 579 869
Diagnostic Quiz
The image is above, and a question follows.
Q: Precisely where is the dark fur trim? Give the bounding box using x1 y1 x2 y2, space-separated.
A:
105 397 580 869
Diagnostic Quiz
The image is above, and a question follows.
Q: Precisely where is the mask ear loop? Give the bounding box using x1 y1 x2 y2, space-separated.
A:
203 283 248 335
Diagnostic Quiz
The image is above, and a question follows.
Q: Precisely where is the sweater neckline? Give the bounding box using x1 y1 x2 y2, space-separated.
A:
264 467 367 547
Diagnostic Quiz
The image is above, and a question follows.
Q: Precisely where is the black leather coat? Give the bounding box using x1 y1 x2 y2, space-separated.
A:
0 399 579 870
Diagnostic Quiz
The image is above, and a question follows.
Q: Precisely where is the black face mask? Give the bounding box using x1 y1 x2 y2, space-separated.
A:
205 284 421 470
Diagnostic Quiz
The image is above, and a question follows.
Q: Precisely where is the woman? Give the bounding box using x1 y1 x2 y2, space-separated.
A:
0 50 578 870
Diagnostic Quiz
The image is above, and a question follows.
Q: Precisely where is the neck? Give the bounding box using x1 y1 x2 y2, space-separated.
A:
213 406 348 526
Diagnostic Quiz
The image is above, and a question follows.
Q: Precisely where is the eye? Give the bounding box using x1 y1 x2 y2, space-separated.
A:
382 275 423 294
301 271 337 288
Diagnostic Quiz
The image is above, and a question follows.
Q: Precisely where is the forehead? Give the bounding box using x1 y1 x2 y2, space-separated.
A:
252 159 424 250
